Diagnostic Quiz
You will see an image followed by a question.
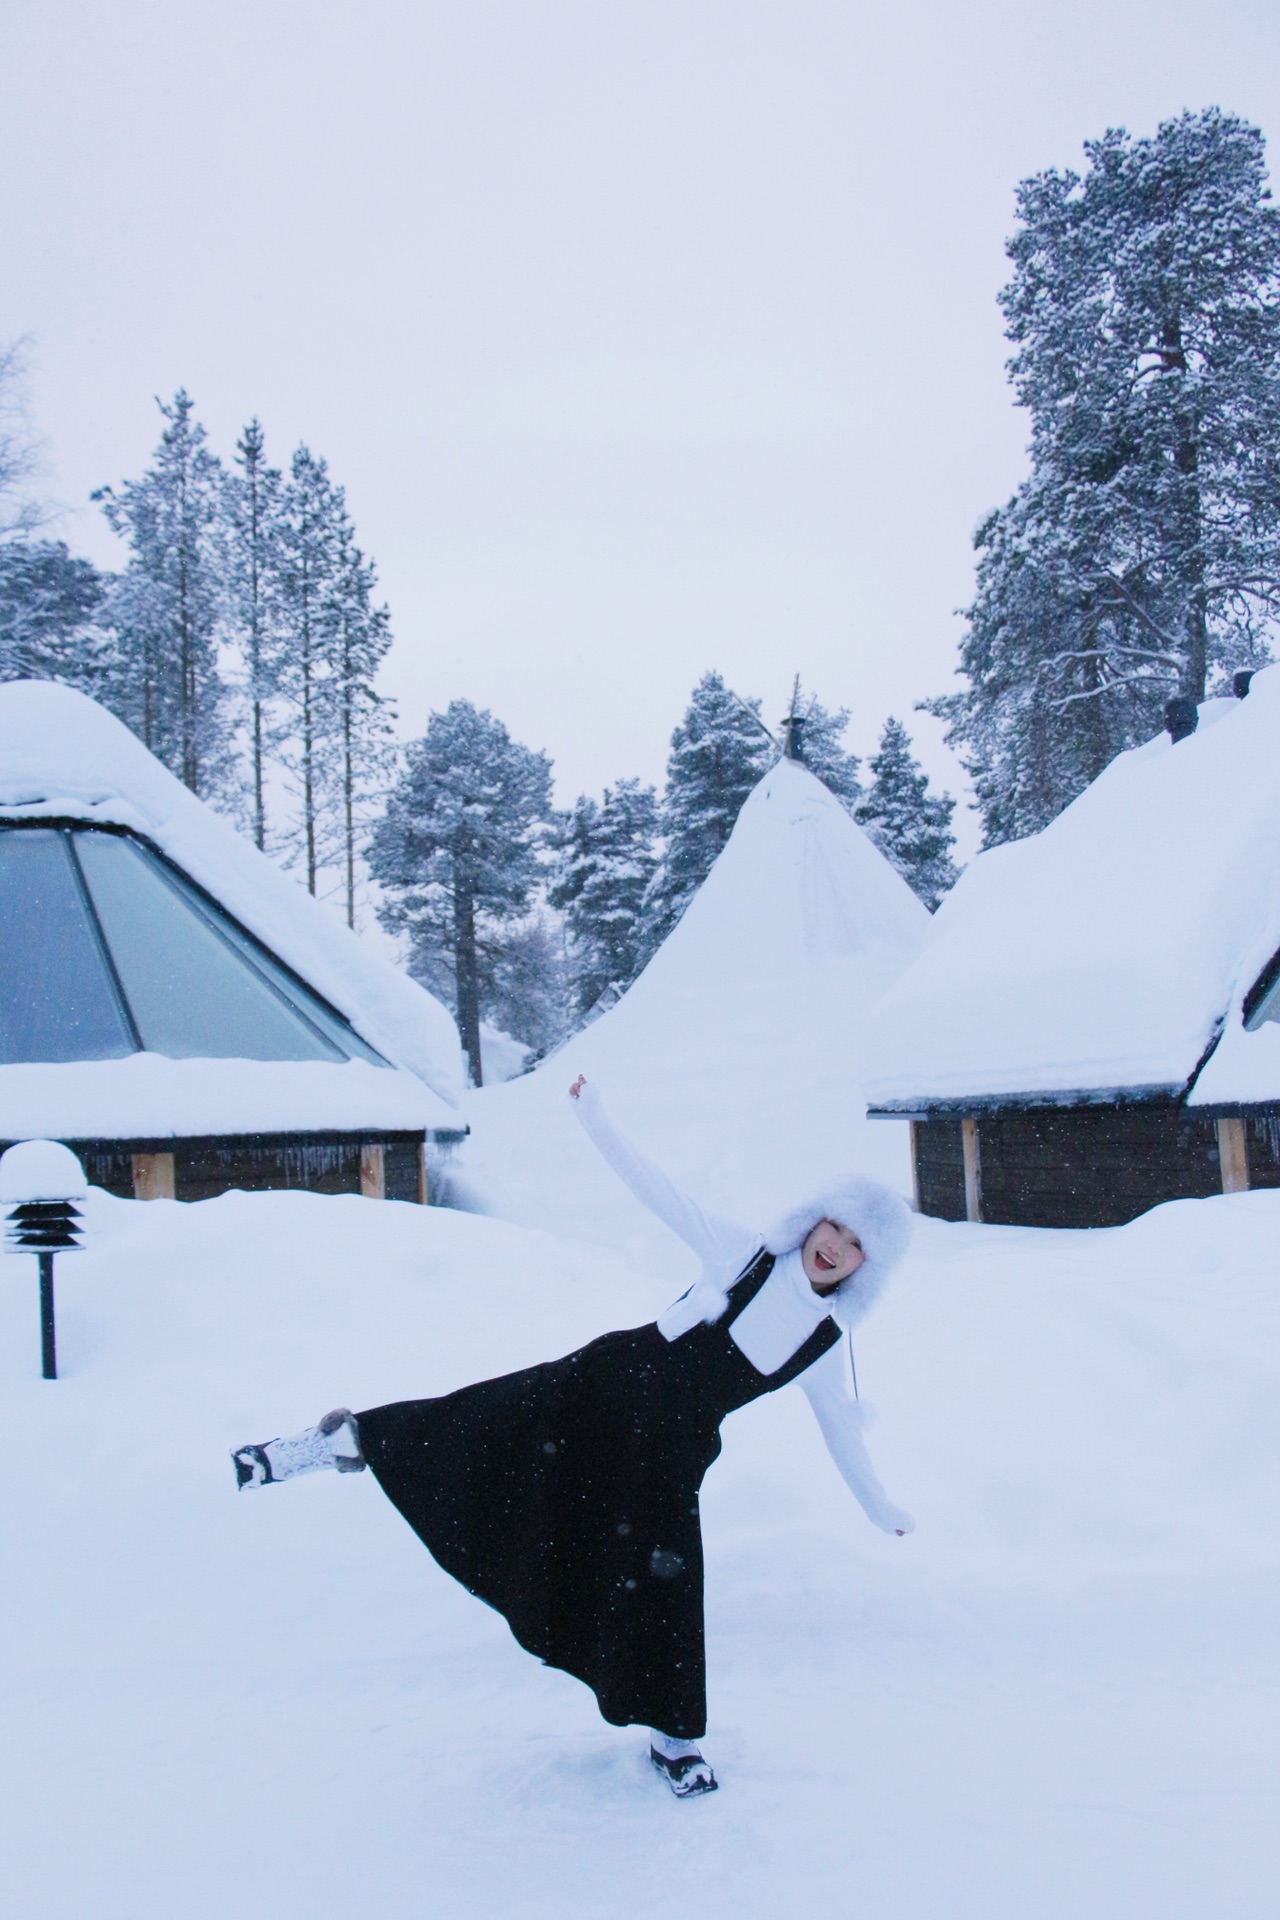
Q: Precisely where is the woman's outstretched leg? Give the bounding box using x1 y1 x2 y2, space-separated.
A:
232 1409 365 1489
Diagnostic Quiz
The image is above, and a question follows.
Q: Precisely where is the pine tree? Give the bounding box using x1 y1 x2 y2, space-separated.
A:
275 445 341 894
369 700 554 1086
93 391 230 799
225 420 284 850
0 340 42 542
273 445 395 917
931 109 1280 843
779 677 861 808
485 914 574 1059
328 518 395 927
550 778 660 1013
856 718 959 910
0 540 107 682
645 671 775 944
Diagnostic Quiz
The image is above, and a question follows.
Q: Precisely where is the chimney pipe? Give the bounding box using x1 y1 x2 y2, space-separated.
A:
1233 669 1255 699
1164 696 1198 743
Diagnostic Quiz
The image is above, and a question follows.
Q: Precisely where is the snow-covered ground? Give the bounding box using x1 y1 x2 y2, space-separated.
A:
3 1178 1278 1918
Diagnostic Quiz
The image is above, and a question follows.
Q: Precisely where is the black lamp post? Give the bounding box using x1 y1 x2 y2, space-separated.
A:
1 1141 87 1380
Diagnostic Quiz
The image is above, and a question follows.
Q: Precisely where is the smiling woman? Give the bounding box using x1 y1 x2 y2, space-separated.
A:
233 1076 915 1798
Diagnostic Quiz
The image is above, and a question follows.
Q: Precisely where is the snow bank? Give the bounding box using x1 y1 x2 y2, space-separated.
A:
459 759 930 1253
863 666 1280 1107
0 682 466 1116
2 1179 1278 1918
0 1054 448 1141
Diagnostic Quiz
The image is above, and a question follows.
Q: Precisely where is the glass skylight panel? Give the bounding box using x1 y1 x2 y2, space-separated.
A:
1245 967 1280 1031
71 829 379 1064
0 829 134 1063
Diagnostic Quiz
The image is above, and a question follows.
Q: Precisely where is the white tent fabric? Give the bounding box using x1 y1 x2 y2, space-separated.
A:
0 681 465 1138
862 666 1280 1110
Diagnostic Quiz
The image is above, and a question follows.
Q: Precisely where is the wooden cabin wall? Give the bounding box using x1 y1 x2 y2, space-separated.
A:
913 1116 967 1220
177 1140 364 1200
12 1134 430 1204
969 1108 1221 1228
1244 1116 1280 1189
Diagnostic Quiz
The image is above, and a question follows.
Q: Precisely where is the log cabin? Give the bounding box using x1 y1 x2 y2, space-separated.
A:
863 668 1280 1227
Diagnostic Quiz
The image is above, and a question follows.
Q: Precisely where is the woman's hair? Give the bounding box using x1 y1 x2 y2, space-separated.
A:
764 1176 913 1330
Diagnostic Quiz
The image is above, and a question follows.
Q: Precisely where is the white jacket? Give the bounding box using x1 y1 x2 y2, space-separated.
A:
572 1084 915 1536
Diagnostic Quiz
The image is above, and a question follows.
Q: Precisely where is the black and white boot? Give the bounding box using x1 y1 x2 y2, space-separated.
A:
649 1732 718 1797
232 1409 365 1490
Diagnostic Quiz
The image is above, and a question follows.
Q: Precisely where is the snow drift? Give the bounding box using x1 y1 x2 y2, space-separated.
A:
2 1179 1278 1919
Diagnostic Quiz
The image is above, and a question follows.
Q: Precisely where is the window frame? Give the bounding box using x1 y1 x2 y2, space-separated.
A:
0 819 390 1068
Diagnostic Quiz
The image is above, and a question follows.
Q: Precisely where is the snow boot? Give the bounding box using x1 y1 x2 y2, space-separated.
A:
231 1409 365 1490
649 1747 718 1797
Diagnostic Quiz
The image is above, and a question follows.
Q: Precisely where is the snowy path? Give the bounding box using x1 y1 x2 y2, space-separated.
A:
2 1186 1278 1917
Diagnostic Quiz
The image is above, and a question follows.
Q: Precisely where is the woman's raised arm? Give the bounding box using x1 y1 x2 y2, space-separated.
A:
569 1077 757 1274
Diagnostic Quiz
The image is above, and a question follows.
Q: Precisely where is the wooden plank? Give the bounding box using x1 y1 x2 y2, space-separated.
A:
132 1152 176 1202
417 1143 430 1206
360 1143 387 1200
1218 1116 1250 1194
908 1120 921 1213
961 1116 982 1223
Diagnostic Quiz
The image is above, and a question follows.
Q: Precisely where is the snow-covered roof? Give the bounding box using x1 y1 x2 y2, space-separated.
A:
0 681 466 1137
862 666 1280 1111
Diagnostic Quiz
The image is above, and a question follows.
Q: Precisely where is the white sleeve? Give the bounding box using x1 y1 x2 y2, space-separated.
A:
571 1082 758 1274
799 1342 915 1535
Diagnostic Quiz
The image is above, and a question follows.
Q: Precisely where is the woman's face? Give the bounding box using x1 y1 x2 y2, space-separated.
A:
802 1219 865 1295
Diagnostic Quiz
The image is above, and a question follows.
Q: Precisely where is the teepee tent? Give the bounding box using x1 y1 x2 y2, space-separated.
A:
461 758 930 1250
0 682 466 1202
863 666 1280 1227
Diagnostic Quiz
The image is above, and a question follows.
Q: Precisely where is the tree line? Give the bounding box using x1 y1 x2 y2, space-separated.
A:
0 365 959 1086
10 105 1270 1072
370 672 958 1086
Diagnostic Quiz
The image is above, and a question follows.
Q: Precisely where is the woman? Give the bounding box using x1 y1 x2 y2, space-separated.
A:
233 1078 915 1798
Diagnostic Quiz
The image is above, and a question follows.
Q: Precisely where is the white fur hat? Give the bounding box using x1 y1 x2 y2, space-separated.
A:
764 1176 913 1330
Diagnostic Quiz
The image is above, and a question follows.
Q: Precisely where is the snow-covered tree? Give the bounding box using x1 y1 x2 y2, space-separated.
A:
645 671 775 945
550 778 660 1013
273 445 395 918
328 518 395 927
370 700 554 1085
0 540 107 683
93 391 231 799
485 914 574 1060
932 109 1280 843
856 717 958 910
0 340 43 543
779 677 861 808
225 419 284 850
275 445 340 893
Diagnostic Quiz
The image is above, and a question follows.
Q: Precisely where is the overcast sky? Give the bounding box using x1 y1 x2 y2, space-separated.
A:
4 1 1280 851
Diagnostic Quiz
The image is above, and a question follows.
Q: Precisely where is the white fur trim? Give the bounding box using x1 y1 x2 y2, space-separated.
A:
762 1177 913 1330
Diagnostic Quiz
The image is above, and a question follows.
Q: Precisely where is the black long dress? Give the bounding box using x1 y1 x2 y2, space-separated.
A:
356 1250 841 1738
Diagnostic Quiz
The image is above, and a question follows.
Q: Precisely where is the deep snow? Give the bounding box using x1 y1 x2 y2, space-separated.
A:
2 1180 1278 1919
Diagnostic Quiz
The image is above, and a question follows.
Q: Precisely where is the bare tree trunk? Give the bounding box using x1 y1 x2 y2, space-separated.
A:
454 878 483 1087
250 481 266 851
